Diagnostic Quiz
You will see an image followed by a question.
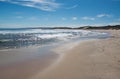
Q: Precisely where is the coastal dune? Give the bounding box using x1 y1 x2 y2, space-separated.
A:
33 30 120 79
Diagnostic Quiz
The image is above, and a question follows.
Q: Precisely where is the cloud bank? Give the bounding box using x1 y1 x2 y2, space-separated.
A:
81 13 111 21
82 17 95 20
97 14 111 18
0 0 61 11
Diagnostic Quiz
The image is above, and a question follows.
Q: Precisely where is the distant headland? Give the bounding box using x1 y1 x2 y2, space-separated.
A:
51 25 120 30
0 25 120 30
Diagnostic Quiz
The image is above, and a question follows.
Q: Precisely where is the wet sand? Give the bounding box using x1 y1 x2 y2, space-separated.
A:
0 46 58 79
32 30 120 79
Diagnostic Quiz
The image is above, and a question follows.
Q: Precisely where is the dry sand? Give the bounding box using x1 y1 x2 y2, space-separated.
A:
32 30 120 79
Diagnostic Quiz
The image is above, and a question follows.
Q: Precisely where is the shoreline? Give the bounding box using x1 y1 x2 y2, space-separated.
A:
32 39 99 79
32 30 120 79
0 30 119 79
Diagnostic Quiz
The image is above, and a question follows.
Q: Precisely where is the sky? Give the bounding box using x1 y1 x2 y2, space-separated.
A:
0 0 120 28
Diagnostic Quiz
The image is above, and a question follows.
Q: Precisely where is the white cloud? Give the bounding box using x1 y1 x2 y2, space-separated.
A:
82 17 95 20
72 17 77 20
81 14 112 21
66 4 78 9
97 14 111 18
0 0 61 11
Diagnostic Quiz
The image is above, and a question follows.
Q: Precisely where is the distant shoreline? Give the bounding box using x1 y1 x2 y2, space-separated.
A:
0 25 120 30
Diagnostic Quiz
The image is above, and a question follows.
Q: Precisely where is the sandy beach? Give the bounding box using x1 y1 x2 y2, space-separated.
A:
0 30 120 79
32 30 120 79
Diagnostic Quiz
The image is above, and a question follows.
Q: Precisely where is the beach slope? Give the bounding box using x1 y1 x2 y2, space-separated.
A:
34 30 120 79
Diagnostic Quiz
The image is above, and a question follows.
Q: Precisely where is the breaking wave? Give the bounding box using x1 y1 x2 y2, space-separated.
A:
0 29 109 49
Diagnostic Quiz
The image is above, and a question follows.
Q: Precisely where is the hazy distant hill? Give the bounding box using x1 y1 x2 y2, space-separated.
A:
50 25 120 30
76 25 120 30
0 25 120 30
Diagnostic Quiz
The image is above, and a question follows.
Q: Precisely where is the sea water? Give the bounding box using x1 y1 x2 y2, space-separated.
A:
0 28 109 49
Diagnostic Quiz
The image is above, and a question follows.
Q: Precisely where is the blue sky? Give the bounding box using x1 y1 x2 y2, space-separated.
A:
0 0 120 28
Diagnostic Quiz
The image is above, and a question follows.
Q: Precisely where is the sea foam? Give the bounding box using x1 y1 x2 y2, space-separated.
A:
0 29 109 49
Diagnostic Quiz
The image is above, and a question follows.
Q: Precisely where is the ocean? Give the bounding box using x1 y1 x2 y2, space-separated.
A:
0 28 109 49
